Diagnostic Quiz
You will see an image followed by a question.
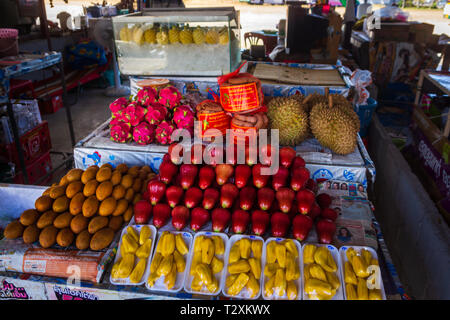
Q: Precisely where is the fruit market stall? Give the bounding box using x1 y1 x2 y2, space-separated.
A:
0 153 404 300
0 5 403 301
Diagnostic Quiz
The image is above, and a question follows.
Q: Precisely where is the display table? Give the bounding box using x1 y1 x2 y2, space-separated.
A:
0 181 403 300
73 120 375 189
0 52 76 183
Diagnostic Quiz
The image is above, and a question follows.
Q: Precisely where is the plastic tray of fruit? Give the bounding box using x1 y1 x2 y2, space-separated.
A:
221 234 264 300
183 231 228 296
301 243 344 300
110 224 156 286
261 237 302 300
146 230 193 293
339 246 386 300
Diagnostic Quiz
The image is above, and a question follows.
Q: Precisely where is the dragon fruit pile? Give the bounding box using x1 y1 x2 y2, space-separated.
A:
109 85 195 145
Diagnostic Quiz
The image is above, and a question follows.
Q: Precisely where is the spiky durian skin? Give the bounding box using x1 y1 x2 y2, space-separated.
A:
267 97 309 146
309 102 359 155
304 92 327 113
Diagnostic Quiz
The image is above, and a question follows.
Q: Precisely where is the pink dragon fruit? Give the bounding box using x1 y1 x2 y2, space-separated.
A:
173 105 195 131
109 97 128 117
155 121 175 145
110 122 132 143
132 122 155 145
135 87 157 107
145 102 168 125
123 102 147 126
158 86 182 109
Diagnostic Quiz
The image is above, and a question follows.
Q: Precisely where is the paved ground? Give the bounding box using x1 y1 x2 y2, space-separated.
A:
48 1 449 46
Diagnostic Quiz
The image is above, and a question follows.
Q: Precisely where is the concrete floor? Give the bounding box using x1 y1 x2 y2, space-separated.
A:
42 81 116 184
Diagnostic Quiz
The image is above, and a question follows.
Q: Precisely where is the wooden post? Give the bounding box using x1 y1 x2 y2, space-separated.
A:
39 0 52 51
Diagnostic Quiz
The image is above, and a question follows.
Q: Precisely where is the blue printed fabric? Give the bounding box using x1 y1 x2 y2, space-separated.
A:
67 40 107 70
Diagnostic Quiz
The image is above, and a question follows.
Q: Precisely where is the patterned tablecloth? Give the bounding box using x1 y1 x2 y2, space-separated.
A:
0 52 62 104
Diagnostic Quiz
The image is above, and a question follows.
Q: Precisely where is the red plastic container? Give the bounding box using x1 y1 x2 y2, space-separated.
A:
0 121 52 167
38 95 63 114
13 151 52 185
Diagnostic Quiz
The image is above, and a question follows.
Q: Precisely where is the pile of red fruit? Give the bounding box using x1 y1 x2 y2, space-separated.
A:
133 146 337 244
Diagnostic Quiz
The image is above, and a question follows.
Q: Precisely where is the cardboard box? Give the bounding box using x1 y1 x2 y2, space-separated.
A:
409 22 435 44
369 22 410 42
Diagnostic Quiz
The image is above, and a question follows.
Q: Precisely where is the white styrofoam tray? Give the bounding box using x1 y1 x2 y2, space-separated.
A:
261 237 302 300
221 234 264 300
110 224 157 286
339 245 386 300
183 231 228 296
301 243 344 300
145 230 193 293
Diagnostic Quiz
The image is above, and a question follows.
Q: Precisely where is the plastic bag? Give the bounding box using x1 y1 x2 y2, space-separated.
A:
372 5 409 22
217 62 264 114
350 69 372 105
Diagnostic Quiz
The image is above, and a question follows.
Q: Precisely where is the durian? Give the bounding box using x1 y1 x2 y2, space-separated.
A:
205 28 219 44
156 27 169 45
193 26 206 45
144 27 157 44
309 95 360 155
219 27 229 45
169 25 180 44
179 25 193 44
267 97 309 146
302 92 327 113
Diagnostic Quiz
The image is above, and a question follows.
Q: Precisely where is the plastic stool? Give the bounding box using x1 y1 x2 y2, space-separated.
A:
9 79 37 99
